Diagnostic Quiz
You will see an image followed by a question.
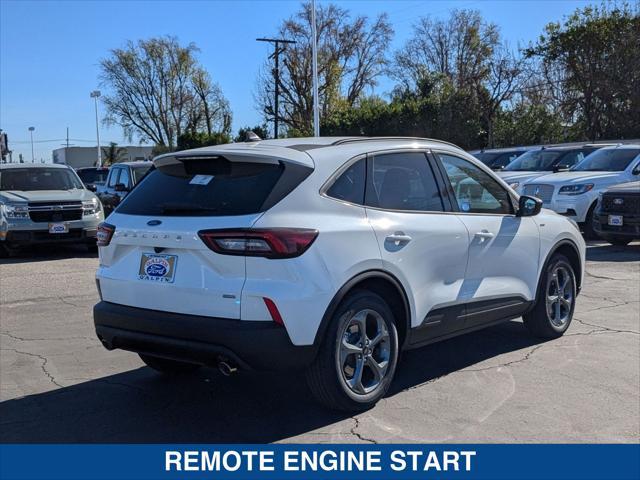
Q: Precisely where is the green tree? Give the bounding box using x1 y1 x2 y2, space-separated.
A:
526 2 640 140
101 142 128 166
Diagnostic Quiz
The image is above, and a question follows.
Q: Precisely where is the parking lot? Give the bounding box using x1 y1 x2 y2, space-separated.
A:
0 242 638 443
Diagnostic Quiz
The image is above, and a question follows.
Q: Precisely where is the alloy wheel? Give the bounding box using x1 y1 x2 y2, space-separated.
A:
336 309 391 395
545 265 574 327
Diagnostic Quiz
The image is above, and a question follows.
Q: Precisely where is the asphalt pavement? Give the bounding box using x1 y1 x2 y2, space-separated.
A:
1 242 638 443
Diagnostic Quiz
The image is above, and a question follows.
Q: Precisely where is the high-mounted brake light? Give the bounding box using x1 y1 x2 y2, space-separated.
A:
96 222 116 247
198 228 318 259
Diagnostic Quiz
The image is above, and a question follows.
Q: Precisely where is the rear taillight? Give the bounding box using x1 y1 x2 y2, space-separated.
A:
198 228 318 259
96 222 115 247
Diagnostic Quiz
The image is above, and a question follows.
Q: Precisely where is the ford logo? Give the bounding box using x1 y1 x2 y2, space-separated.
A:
144 257 170 277
613 198 624 205
147 220 162 226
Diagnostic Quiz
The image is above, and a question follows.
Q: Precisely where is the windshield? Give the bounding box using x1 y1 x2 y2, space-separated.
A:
132 165 152 184
503 149 594 171
475 151 523 168
77 169 109 185
572 149 640 172
0 168 84 191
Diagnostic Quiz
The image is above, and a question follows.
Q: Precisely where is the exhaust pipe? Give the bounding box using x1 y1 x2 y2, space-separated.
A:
218 360 238 377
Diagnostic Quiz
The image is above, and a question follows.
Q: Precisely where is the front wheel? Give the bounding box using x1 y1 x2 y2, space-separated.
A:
139 354 201 374
523 254 576 339
306 290 399 411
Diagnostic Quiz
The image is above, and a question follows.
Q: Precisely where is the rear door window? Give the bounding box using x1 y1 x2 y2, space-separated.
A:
117 157 311 217
365 152 444 212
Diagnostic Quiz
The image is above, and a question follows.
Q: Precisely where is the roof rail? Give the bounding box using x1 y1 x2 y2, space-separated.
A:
330 136 461 149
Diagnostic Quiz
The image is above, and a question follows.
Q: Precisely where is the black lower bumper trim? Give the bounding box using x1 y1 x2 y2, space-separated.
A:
93 301 317 371
5 228 97 246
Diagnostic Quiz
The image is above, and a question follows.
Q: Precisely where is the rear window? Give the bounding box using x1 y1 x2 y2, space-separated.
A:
77 169 109 184
116 157 310 216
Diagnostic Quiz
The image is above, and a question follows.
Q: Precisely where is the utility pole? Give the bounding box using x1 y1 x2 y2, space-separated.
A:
257 37 295 139
311 0 320 137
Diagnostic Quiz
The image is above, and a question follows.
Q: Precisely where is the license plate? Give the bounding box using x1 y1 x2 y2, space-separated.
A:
48 223 69 234
138 254 178 283
608 215 623 226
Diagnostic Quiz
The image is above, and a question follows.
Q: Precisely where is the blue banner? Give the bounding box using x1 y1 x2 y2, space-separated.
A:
0 444 638 480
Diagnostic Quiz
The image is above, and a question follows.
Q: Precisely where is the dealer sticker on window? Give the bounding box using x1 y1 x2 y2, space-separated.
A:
189 174 214 185
138 253 178 283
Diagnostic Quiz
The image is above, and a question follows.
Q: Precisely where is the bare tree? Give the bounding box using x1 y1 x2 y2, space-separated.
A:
100 36 230 149
394 9 499 92
256 1 393 136
479 44 526 147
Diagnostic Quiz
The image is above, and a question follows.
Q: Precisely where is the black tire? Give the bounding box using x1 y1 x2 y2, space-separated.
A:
604 236 632 247
86 242 99 253
523 254 576 339
306 290 399 411
582 204 599 240
139 354 201 374
0 244 10 259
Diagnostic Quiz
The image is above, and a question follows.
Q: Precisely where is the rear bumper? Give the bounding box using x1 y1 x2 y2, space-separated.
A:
93 301 317 371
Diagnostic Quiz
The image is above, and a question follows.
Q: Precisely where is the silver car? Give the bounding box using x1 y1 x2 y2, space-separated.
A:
0 163 104 256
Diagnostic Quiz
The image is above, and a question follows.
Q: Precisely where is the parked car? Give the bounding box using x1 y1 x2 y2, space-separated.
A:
498 144 611 193
97 161 152 216
469 147 532 171
94 137 585 411
76 167 110 192
593 181 640 246
0 163 104 256
521 145 640 237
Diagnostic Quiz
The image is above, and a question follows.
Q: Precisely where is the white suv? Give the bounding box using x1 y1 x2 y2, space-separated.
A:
94 137 586 410
521 145 640 237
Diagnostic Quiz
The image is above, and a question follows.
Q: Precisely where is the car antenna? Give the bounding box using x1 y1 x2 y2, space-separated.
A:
245 131 262 143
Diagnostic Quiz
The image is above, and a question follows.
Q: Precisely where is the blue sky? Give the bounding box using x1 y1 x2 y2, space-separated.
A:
1 0 590 162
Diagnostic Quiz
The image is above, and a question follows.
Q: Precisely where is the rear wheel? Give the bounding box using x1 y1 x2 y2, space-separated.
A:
306 290 399 411
139 354 201 374
523 254 576 339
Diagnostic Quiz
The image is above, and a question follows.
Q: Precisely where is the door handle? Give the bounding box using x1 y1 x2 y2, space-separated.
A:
475 230 495 242
386 232 412 244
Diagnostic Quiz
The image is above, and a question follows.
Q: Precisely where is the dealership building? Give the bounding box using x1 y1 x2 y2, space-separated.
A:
52 146 153 168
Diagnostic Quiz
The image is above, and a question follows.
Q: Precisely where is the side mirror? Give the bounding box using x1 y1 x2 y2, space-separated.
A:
86 184 97 192
632 165 640 175
517 195 543 217
114 183 129 192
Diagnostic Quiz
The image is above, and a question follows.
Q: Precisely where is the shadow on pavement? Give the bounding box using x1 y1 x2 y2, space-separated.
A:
0 320 546 443
0 245 97 265
586 241 640 263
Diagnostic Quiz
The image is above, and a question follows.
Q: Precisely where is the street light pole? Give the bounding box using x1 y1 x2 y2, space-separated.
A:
90 90 102 167
257 37 295 139
28 127 35 162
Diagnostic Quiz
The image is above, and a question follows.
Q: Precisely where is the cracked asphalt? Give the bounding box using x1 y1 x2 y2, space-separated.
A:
1 242 638 443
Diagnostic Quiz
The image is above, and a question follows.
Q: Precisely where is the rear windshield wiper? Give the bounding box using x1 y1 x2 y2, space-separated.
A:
158 203 219 215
